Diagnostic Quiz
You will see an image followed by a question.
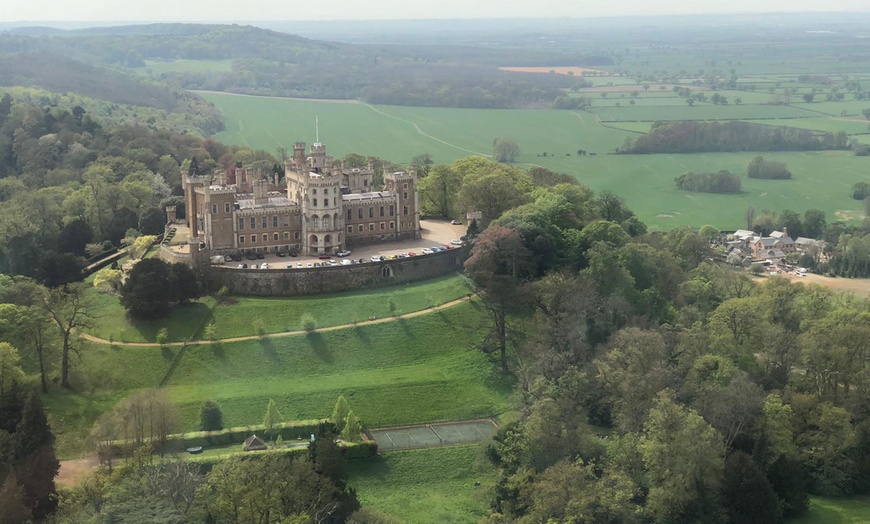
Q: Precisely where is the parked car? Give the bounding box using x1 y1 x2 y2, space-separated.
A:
451 219 462 225
371 255 381 262
397 253 408 259
379 255 387 261
306 262 314 268
286 264 294 268
421 248 433 255
314 262 321 267
357 258 366 264
341 259 352 265
297 262 303 268
256 253 265 260
430 247 442 253
230 253 242 262
450 239 463 246
238 263 247 269
289 251 298 257
245 252 257 260
441 244 452 250
223 255 233 262
329 260 339 266
260 263 269 269
318 254 332 260
276 251 287 257
408 252 417 257
337 250 351 257
460 235 468 241
387 254 398 260
251 264 258 269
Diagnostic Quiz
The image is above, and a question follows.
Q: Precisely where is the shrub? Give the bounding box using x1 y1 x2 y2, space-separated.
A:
747 156 792 180
675 171 742 193
301 313 316 332
852 181 870 200
200 400 223 431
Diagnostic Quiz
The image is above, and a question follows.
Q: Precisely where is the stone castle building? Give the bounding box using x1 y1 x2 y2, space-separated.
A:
183 141 421 256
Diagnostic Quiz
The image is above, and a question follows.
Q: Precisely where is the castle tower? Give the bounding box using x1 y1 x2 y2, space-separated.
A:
384 170 421 240
301 143 344 255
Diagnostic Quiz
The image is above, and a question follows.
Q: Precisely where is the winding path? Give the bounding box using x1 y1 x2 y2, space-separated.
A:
362 104 492 157
79 295 476 347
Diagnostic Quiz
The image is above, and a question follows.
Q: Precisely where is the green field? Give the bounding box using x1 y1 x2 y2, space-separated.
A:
791 496 870 523
347 445 495 523
202 91 869 230
48 299 512 458
85 274 472 343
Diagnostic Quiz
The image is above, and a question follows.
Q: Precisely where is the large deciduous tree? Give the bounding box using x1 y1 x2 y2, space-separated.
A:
42 283 94 389
119 258 199 320
492 138 520 163
465 226 533 372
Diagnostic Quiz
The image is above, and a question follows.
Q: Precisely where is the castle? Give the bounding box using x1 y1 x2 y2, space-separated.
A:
182 141 421 256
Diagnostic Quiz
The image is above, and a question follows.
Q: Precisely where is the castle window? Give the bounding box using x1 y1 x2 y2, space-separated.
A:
369 207 374 218
358 225 363 232
323 216 331 229
283 214 290 227
389 205 395 216
334 198 337 206
250 217 256 229
347 225 353 233
273 233 279 241
263 234 268 243
312 216 320 228
324 188 328 195
211 204 217 214
313 198 318 207
404 183 408 189
294 231 300 240
251 235 256 243
347 209 352 220
403 205 408 216
363 179 368 186
403 192 408 200
284 232 289 240
225 203 231 213
380 222 385 230
358 209 363 219
390 222 394 229
238 218 244 230
369 224 375 231
313 189 317 195
239 235 245 244
271 216 277 227
262 216 267 228
380 206 384 217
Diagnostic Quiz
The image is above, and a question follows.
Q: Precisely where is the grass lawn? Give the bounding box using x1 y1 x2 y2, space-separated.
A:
201 91 869 231
347 445 496 523
791 496 870 523
85 274 473 343
48 299 514 458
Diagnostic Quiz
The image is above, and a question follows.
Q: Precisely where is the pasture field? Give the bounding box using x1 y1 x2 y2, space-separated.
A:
347 445 496 523
592 103 815 122
49 299 513 458
202 91 869 230
85 274 472 343
791 496 870 523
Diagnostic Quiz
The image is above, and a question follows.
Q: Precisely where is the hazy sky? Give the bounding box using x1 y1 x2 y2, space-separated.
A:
3 0 869 22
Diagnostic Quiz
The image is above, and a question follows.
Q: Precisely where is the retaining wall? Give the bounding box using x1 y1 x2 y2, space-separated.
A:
209 244 471 296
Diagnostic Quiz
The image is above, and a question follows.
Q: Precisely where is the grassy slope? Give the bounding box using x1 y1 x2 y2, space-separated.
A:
347 445 496 523
86 274 472 342
202 92 868 231
791 496 870 523
48 299 512 458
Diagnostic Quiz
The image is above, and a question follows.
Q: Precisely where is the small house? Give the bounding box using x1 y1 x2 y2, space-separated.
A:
243 434 267 451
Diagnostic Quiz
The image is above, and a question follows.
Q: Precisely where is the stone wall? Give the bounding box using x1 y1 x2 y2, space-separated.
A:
209 245 471 296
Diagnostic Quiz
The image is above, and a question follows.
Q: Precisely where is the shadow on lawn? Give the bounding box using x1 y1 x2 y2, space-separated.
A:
306 332 333 363
129 301 211 342
258 337 279 362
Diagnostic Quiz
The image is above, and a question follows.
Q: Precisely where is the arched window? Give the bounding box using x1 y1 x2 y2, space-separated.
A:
311 215 320 228
324 234 332 245
382 266 394 278
309 234 318 245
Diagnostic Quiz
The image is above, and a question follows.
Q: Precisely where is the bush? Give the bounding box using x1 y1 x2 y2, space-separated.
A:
746 156 792 180
200 400 223 431
675 171 742 194
301 313 316 332
342 440 378 459
852 181 870 200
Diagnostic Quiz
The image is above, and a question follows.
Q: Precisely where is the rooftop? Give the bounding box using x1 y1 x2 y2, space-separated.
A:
342 191 394 202
237 196 294 210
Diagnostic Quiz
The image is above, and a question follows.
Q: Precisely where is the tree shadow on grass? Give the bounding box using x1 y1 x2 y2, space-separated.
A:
395 317 416 340
161 346 174 361
129 301 211 343
348 454 391 477
352 325 371 346
306 332 333 363
258 337 279 362
210 342 225 360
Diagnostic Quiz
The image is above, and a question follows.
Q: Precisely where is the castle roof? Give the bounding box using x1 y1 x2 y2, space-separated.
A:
342 191 394 202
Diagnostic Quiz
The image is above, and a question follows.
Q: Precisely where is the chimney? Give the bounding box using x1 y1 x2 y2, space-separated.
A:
782 226 788 238
165 206 177 224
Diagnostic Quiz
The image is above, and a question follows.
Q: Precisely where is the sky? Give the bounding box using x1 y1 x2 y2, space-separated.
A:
2 0 869 23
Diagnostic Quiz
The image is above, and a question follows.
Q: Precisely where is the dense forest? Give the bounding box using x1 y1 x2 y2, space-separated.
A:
0 24 608 108
617 121 850 154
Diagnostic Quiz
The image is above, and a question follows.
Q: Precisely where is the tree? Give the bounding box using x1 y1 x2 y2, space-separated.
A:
457 160 532 224
493 138 520 163
410 153 434 176
863 108 870 121
0 343 24 396
465 226 534 372
699 225 721 244
0 474 31 524
38 252 85 288
418 164 462 218
129 235 157 260
200 400 223 431
42 283 94 389
803 209 826 239
120 258 198 320
263 399 282 440
332 395 350 434
802 93 815 103
13 391 59 519
342 411 361 442
641 390 725 523
723 451 779 524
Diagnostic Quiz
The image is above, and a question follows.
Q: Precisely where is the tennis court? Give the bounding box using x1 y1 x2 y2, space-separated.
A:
366 419 498 451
